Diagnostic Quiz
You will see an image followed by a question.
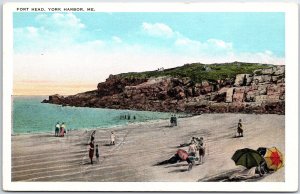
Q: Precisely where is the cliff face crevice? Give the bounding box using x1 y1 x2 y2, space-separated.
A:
43 64 285 114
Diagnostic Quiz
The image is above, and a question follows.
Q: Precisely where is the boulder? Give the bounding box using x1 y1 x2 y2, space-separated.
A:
226 88 234 103
234 74 246 86
274 66 285 75
245 74 253 86
253 75 264 83
255 95 268 103
258 85 267 95
233 92 245 102
261 68 274 75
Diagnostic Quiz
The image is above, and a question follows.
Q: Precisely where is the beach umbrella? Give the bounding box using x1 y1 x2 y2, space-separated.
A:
264 147 284 171
257 147 267 156
231 148 264 169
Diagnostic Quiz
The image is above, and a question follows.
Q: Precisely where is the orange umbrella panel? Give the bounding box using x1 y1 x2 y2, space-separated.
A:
264 147 284 171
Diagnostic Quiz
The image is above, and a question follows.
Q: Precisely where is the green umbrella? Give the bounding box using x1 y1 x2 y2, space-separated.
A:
231 148 264 169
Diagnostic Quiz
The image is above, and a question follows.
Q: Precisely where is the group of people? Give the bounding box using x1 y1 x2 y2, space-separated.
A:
156 136 206 171
88 131 116 164
54 122 66 137
120 114 136 120
170 115 177 127
186 136 206 170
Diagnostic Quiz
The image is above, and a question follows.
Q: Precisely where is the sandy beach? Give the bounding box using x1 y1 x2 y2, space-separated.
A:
11 113 284 182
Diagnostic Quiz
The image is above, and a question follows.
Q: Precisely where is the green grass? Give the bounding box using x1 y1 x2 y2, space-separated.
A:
118 61 273 83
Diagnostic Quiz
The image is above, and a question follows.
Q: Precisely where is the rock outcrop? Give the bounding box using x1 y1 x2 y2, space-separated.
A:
43 65 285 114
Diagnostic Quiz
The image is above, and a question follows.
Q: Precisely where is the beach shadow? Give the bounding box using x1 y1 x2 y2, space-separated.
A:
232 135 243 139
103 143 114 146
37 134 58 138
75 142 90 146
158 125 174 128
168 169 188 173
198 169 271 182
164 163 187 168
198 169 240 182
82 162 93 165
71 150 87 154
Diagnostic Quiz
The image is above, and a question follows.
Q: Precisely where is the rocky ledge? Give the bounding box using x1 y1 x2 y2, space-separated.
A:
42 63 285 114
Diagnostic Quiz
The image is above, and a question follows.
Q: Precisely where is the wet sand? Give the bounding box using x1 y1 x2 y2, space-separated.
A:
11 113 284 182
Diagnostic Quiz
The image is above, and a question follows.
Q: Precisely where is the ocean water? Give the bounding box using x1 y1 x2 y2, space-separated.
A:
12 96 172 134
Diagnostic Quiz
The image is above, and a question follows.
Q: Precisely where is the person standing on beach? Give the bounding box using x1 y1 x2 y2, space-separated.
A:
110 131 116 145
237 119 243 137
60 122 66 137
55 122 60 137
89 140 95 164
198 137 205 164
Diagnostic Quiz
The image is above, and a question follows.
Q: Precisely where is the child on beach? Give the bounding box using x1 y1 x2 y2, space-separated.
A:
95 144 99 162
110 131 115 145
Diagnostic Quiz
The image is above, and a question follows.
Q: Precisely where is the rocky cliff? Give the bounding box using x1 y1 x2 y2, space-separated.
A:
42 63 285 114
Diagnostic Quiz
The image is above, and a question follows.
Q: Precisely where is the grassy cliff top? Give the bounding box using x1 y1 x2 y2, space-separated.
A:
118 61 274 83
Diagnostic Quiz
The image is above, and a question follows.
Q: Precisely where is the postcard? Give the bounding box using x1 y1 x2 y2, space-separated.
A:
2 2 299 192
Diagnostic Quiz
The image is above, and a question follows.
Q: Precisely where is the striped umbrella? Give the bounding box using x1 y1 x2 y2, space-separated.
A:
264 147 284 171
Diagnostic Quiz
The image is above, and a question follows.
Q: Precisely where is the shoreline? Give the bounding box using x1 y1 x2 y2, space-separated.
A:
12 112 284 136
12 113 285 182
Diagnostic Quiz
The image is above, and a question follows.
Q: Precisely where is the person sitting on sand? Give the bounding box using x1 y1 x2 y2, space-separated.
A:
255 160 269 176
95 144 100 163
229 167 260 181
55 122 60 137
237 119 243 137
89 140 95 164
60 122 66 137
188 142 197 157
155 149 195 171
110 131 116 145
176 149 194 171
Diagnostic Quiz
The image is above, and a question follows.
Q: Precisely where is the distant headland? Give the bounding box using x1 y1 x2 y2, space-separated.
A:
42 62 285 115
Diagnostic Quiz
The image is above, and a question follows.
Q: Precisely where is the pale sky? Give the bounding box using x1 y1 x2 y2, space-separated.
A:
13 12 285 95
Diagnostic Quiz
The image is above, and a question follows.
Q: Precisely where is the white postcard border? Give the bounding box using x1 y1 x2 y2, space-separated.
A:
2 2 299 192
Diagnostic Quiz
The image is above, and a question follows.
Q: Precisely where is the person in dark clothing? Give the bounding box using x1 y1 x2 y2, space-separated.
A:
89 141 95 164
155 154 181 165
237 119 244 137
95 144 99 163
55 122 60 137
174 116 177 126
